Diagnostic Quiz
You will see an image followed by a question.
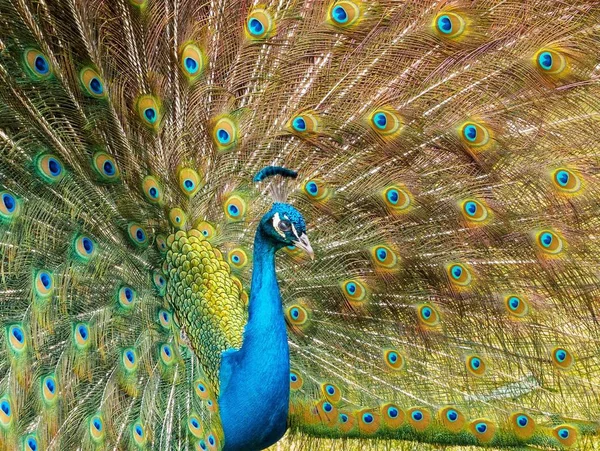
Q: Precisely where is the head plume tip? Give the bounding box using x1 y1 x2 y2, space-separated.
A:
253 166 298 183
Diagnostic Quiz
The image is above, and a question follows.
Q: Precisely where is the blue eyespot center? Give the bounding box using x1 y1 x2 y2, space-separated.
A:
437 15 452 33
184 179 194 190
27 437 37 450
290 374 297 382
12 327 23 343
307 181 318 195
136 229 145 241
411 410 423 421
228 204 239 215
163 346 171 357
135 425 143 436
323 402 333 413
217 129 230 144
291 308 300 319
248 18 265 35
46 378 55 393
202 230 209 236
35 56 49 74
124 288 133 301
476 422 487 433
232 255 240 263
471 357 481 369
332 5 348 24
103 161 115 175
198 383 206 392
208 435 215 445
465 201 477 216
539 51 553 70
90 77 103 94
447 410 458 422
149 187 158 198
82 237 93 253
144 108 157 123
541 232 553 247
555 349 567 362
326 385 335 395
191 419 199 428
78 325 88 340
387 189 399 204
559 428 569 439
388 352 398 363
185 57 199 74
556 170 569 186
388 407 399 418
340 414 348 423
48 158 61 176
373 112 387 129
0 400 9 415
422 307 432 319
517 415 528 427
347 282 356 294
40 272 51 289
464 124 477 142
377 248 387 261
126 350 135 363
509 296 520 310
362 413 374 424
2 193 15 212
451 265 463 279
292 117 306 132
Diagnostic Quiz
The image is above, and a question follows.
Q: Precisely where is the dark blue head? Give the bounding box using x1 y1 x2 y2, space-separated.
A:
259 203 313 258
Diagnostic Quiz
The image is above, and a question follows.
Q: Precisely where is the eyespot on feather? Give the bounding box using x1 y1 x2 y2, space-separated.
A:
369 109 402 136
121 348 138 372
552 168 581 193
438 406 465 433
195 221 216 240
23 48 52 79
381 403 404 429
303 179 330 202
535 48 567 75
504 295 529 317
89 414 105 443
383 349 405 371
460 121 490 147
552 425 577 447
160 343 175 366
289 112 319 134
205 431 220 451
315 400 338 427
92 151 120 181
382 185 411 212
178 168 202 197
142 176 164 204
338 411 356 433
156 234 168 254
0 191 21 222
158 309 172 329
132 421 147 446
447 263 472 286
407 407 431 432
228 248 249 270
551 347 574 370
290 371 303 390
73 323 91 349
434 12 466 38
460 199 489 222
466 355 487 376
188 414 203 438
245 9 275 40
34 270 54 299
469 419 496 443
223 195 247 221
321 383 342 404
509 412 535 439
370 245 399 269
24 434 39 451
35 153 65 183
194 379 212 400
328 1 361 28
169 208 187 229
117 286 136 310
357 409 380 434
0 397 13 428
41 374 58 405
535 230 563 254
73 234 97 261
340 279 368 304
127 223 149 248
180 43 205 80
416 303 440 327
212 116 238 151
136 95 162 129
7 324 27 353
79 67 107 98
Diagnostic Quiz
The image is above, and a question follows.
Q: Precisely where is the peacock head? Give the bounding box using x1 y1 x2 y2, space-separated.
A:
259 203 313 259
254 166 313 259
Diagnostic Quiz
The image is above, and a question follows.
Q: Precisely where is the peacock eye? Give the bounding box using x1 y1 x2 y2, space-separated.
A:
279 220 292 232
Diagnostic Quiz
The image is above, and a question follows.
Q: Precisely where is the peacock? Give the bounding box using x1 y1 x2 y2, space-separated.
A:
0 0 599 449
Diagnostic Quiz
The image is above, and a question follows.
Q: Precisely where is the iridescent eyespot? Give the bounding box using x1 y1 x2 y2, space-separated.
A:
212 116 237 151
0 191 20 222
338 411 356 433
118 286 136 310
224 195 247 221
0 397 13 427
35 153 65 183
195 221 216 240
127 223 149 248
205 432 220 451
381 403 403 428
136 95 162 129
417 303 440 327
7 324 26 353
434 12 466 38
460 199 489 222
23 49 52 79
24 434 38 451
188 414 203 438
74 234 97 261
289 112 319 134
383 349 405 371
246 9 274 39
321 383 342 403
460 121 490 147
370 245 398 269
92 151 120 182
369 109 402 136
340 279 368 304
169 208 187 229
553 425 577 446
407 407 431 431
536 230 563 254
536 49 567 75
79 67 107 98
382 185 411 212
34 270 54 299
439 406 465 432
504 295 529 317
286 304 310 330
509 413 535 439
158 309 172 329
160 343 175 366
89 414 105 442
41 374 58 405
447 263 472 286
228 248 249 269
194 379 211 399
132 421 147 446
196 440 208 451
466 355 486 376
152 270 166 295
328 1 361 28
178 168 202 197
73 323 91 349
303 179 330 202
552 168 581 193
356 409 379 434
142 175 164 204
551 347 574 370
122 348 138 372
470 419 496 442
290 371 303 390
180 43 205 80
156 234 168 254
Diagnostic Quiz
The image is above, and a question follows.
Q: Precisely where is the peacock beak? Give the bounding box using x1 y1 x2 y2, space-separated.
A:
293 233 314 260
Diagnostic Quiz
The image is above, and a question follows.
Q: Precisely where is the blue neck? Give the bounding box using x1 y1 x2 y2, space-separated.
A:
218 229 290 451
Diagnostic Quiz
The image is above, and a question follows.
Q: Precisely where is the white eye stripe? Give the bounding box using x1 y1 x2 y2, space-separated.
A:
272 212 286 238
